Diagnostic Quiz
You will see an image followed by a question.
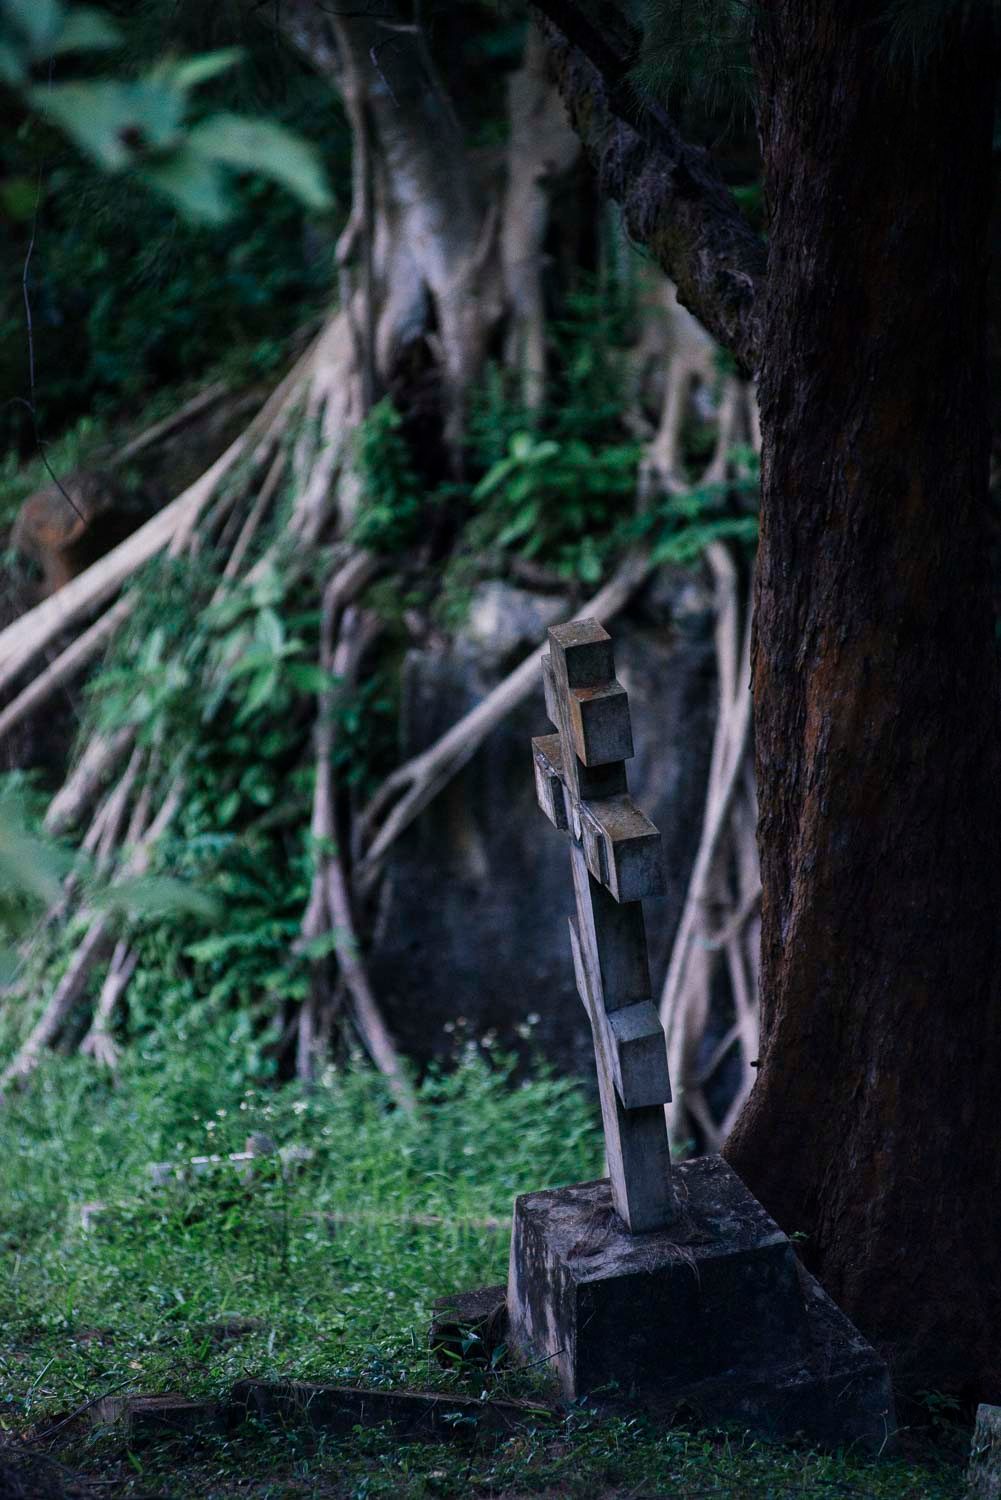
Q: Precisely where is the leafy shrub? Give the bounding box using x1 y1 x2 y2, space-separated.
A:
469 429 640 582
350 398 429 555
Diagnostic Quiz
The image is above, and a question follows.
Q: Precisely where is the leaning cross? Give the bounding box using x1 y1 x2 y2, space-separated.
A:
533 620 677 1233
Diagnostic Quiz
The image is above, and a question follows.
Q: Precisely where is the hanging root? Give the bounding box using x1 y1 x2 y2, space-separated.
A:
80 940 138 1068
2 10 763 1117
655 382 761 1150
356 549 654 889
1 768 186 1091
2 289 377 1081
295 551 415 1109
0 329 320 712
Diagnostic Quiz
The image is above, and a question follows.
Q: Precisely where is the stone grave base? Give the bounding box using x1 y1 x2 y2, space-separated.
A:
473 1155 894 1452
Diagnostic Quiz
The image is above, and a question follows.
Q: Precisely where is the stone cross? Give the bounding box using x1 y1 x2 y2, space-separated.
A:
533 620 677 1233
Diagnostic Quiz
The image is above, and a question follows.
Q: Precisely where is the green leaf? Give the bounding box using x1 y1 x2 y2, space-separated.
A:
285 663 335 696
187 113 332 210
0 42 26 85
143 147 230 224
216 792 241 826
30 79 185 171
496 502 539 549
471 454 518 502
0 175 39 219
236 668 279 723
224 643 276 678
92 875 219 924
255 607 285 654
52 8 120 54
0 806 68 909
3 0 61 52
168 48 243 91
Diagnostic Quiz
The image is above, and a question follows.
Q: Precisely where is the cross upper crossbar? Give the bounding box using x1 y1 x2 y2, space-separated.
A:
533 619 678 1233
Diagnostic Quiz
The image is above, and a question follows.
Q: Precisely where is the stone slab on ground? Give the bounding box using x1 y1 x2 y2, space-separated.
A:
89 1394 223 1444
503 1156 894 1453
969 1405 1001 1499
430 1283 509 1368
230 1379 555 1446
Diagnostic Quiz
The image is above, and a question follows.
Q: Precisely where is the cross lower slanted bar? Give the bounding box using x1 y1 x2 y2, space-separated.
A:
534 619 677 1233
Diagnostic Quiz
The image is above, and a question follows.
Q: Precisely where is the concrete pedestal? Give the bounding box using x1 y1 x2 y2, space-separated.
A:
505 1156 894 1452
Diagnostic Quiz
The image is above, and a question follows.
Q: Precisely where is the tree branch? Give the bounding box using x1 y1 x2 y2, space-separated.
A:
532 0 764 374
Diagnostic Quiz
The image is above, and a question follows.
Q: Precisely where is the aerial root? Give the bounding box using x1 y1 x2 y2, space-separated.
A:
1 769 187 1091
295 552 415 1110
356 549 654 888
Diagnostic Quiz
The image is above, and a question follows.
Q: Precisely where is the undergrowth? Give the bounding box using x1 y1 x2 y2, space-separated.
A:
0 1041 599 1410
0 1043 968 1498
349 282 759 634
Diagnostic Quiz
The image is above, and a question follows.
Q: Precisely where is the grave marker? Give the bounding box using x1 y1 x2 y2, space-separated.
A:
532 619 674 1232
435 619 896 1451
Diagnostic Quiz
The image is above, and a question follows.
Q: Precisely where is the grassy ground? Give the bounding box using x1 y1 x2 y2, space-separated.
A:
0 1039 970 1498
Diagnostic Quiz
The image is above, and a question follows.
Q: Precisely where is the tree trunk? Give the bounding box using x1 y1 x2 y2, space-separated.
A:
725 3 1001 1402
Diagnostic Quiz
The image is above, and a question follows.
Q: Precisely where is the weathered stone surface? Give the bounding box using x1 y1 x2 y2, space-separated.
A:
505 1157 895 1452
538 618 676 1234
202 1315 265 1345
89 1393 222 1443
230 1380 552 1445
969 1405 1001 1500
628 1267 895 1452
465 581 565 664
508 1158 806 1395
430 1283 509 1367
369 594 716 1078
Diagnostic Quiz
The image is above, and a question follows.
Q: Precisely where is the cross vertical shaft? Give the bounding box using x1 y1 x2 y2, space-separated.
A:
533 620 677 1233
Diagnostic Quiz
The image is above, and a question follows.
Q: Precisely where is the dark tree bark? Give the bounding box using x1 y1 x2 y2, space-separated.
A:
721 4 1001 1401
533 0 765 372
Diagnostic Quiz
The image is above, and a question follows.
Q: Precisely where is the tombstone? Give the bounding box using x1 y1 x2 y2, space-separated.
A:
434 621 896 1450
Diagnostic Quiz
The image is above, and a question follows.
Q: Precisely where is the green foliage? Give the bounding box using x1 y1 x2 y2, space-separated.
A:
1 4 347 453
0 773 217 1004
431 285 645 607
350 399 428 555
0 0 118 87
0 1044 968 1496
41 534 393 1060
0 778 68 978
634 447 760 565
3 0 331 224
471 429 640 582
428 283 758 619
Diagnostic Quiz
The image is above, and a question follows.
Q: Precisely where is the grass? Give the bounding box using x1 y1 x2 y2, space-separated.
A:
0 1033 971 1498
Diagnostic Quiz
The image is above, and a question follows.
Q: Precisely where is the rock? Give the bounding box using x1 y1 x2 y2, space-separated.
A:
201 1316 265 1345
970 1405 1001 1499
430 1284 509 1368
245 1132 277 1157
370 593 716 1077
77 1201 108 1232
465 581 565 666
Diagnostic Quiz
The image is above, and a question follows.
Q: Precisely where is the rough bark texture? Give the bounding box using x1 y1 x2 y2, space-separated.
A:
533 0 765 373
724 3 1001 1402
